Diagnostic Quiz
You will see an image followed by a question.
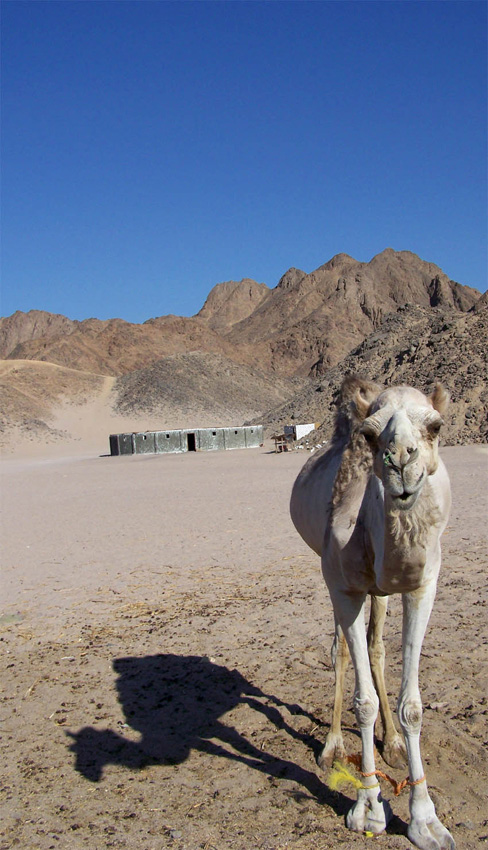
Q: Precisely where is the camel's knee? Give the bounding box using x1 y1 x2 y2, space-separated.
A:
354 689 379 727
397 693 423 735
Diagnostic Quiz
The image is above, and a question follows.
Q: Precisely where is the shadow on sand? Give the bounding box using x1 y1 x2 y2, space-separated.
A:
68 653 406 834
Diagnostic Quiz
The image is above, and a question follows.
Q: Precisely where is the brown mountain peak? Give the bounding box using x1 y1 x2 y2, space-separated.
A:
275 267 307 291
195 278 270 331
317 252 357 272
0 309 79 359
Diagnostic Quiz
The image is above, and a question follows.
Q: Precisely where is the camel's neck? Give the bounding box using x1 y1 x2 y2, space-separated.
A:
377 482 443 593
331 430 372 511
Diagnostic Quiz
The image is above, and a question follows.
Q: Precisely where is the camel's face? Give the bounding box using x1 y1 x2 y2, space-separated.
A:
360 387 445 511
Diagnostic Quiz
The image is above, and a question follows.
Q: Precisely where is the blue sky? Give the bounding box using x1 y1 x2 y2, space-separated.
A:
2 0 487 323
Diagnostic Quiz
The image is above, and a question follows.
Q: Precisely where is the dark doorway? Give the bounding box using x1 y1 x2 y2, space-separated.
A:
187 433 196 451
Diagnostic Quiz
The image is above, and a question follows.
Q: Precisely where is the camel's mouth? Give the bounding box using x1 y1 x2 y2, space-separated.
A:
387 469 426 511
390 489 420 511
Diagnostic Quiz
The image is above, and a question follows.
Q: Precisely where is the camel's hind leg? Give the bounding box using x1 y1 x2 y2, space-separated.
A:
367 595 407 768
317 616 348 769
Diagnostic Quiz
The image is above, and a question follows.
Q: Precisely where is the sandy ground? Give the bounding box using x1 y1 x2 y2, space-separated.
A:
1 438 487 850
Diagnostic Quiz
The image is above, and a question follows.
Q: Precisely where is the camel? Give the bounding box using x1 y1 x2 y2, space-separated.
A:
290 375 454 850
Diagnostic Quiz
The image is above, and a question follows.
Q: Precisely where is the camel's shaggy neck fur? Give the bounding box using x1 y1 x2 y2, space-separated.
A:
386 483 442 547
330 376 380 513
331 429 372 511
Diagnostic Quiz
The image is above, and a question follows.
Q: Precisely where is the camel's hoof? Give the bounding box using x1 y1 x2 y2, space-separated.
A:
346 792 392 834
346 797 368 832
382 735 408 768
317 734 346 770
408 816 455 850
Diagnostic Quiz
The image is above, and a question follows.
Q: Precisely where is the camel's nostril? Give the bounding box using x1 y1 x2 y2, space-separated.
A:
405 447 419 465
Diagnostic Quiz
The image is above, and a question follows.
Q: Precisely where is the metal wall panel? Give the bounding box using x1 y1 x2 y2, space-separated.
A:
197 428 226 451
244 426 263 447
133 432 156 454
155 430 184 453
223 427 247 450
109 433 134 455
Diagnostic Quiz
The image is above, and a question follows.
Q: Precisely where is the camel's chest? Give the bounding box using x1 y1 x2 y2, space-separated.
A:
324 501 433 596
376 539 428 593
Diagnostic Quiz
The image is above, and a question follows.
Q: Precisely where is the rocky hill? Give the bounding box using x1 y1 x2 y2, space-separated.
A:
1 250 480 378
1 249 485 450
216 249 479 376
254 298 488 446
1 314 240 377
113 352 301 425
0 351 301 448
0 310 79 359
195 278 270 331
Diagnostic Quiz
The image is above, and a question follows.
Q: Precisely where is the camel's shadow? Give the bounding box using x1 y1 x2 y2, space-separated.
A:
67 653 406 834
69 655 337 803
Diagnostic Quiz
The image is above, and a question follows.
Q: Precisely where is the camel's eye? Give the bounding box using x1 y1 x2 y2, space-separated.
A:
426 419 442 438
362 430 377 449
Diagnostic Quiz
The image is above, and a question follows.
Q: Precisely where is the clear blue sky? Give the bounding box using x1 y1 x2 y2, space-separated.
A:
2 0 487 323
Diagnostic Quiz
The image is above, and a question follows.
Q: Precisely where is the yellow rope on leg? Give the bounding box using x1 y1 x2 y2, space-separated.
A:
326 760 380 792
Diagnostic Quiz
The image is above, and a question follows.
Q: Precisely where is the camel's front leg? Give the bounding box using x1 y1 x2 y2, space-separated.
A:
399 584 455 850
330 590 392 835
318 617 348 769
368 595 407 767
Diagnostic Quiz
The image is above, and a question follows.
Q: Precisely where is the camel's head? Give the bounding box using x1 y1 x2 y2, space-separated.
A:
355 382 449 511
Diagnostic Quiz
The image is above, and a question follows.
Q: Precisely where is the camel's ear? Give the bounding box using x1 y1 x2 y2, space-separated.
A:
430 383 449 416
344 376 381 422
352 388 371 422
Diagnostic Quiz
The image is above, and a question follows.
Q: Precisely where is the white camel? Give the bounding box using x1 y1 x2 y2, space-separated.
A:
290 375 454 850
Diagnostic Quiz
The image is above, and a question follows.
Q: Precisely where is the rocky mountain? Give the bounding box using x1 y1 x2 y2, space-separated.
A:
2 314 239 377
1 250 480 379
195 278 270 331
254 298 488 446
217 249 479 376
0 309 79 359
1 249 485 449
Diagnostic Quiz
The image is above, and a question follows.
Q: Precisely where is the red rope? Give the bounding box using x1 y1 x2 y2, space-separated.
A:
345 752 426 796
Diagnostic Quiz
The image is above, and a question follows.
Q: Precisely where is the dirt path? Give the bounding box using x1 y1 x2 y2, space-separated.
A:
1 445 487 849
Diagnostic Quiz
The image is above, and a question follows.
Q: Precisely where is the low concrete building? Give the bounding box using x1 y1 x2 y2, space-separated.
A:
109 425 263 456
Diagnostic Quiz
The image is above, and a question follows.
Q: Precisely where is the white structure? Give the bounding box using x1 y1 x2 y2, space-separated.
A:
284 423 316 441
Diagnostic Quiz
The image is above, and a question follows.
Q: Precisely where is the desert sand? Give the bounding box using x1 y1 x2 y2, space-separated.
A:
1 429 487 849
